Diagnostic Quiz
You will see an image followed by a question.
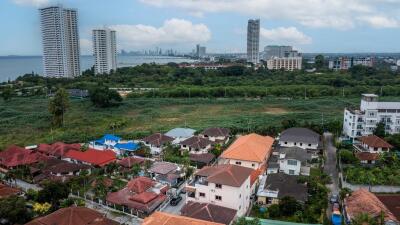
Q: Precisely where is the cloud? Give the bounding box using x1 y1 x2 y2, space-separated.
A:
140 0 400 29
12 0 49 7
109 18 211 49
260 27 312 45
358 16 399 28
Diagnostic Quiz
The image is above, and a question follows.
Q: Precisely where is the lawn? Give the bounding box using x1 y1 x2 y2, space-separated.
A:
0 96 360 149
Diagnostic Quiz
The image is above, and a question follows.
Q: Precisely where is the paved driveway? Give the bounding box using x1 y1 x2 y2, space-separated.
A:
160 193 186 215
323 132 339 218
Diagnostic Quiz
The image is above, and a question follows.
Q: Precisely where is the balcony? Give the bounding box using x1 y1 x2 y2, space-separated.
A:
188 176 209 187
353 144 369 152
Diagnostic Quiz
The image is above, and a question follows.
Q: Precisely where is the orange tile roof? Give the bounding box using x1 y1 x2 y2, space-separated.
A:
221 133 274 163
142 212 224 225
345 189 398 223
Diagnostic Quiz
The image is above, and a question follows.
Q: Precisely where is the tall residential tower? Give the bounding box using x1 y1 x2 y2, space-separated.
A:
40 5 80 78
247 19 260 64
92 28 117 74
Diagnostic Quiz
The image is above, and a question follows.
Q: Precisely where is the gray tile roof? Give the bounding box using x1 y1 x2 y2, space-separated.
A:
279 127 320 145
165 128 196 139
277 146 312 163
264 173 308 202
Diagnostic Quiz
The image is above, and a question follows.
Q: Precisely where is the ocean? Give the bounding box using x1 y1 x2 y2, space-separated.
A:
0 55 194 82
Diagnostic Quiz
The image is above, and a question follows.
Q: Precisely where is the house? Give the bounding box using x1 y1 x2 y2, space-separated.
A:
266 155 279 174
180 136 214 154
90 134 139 155
148 161 184 186
257 173 308 205
25 206 119 225
33 159 92 183
118 156 146 175
181 201 237 225
353 135 393 164
185 164 254 216
189 153 216 168
219 133 274 170
165 128 196 144
142 211 224 225
63 149 116 167
278 128 321 152
106 177 168 217
200 127 231 144
344 189 399 225
0 145 48 171
36 142 81 158
0 183 22 199
274 146 312 176
141 133 174 155
376 195 400 222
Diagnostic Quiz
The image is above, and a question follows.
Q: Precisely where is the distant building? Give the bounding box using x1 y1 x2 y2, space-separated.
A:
278 127 321 153
266 57 302 71
92 28 117 74
263 45 300 60
343 94 400 139
40 5 80 78
247 19 260 64
196 44 207 58
354 135 393 164
329 57 374 70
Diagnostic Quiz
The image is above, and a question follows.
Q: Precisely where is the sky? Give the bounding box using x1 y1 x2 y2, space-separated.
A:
1 0 400 55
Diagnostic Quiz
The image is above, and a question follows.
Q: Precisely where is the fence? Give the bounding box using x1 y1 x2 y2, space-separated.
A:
339 173 400 193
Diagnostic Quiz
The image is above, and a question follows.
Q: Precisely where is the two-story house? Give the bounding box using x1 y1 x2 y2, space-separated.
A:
276 146 312 176
141 133 174 155
185 164 254 217
219 133 274 170
354 135 393 164
180 136 214 154
200 127 231 144
278 127 321 154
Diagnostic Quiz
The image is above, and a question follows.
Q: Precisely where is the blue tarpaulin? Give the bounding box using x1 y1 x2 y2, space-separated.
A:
114 142 139 151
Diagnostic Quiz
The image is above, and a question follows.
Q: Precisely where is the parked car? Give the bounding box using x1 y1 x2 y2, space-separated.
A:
170 196 182 206
330 194 339 203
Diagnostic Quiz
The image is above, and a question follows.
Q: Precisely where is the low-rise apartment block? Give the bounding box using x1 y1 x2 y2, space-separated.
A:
266 57 302 71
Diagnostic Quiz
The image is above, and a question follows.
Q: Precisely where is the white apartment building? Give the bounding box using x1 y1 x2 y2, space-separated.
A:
343 94 400 139
185 164 253 216
247 19 260 64
93 28 117 74
40 5 80 78
329 57 374 71
267 57 302 71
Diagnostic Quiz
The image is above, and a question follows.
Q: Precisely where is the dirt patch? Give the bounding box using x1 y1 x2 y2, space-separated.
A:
263 107 289 114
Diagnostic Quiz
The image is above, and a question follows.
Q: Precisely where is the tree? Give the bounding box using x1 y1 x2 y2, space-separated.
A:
48 88 69 127
234 217 261 225
1 86 13 101
373 121 386 138
89 85 122 108
351 213 378 225
268 204 281 218
33 202 52 216
281 119 298 130
278 196 303 217
37 181 69 208
315 55 325 70
0 196 32 224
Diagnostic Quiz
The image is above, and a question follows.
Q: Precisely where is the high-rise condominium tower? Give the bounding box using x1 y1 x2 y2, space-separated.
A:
247 19 260 64
92 28 117 74
40 5 80 78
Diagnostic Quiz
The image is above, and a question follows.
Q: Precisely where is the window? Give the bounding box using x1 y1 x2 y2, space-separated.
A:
215 195 222 201
239 205 241 210
284 142 287 144
215 184 222 189
252 163 255 167
308 144 311 147
235 161 241 165
287 160 298 166
239 194 241 198
300 143 303 146
294 142 297 146
199 192 205 197
289 170 295 175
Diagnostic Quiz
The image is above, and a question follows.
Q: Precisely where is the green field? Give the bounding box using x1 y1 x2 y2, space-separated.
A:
0 96 364 149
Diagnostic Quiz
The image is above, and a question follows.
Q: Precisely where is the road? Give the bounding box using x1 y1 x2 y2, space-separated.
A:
323 132 339 219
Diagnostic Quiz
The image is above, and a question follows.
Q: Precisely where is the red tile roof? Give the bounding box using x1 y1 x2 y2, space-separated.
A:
142 133 174 147
0 145 48 168
37 142 81 157
376 195 400 222
196 164 253 187
64 149 116 167
127 177 154 193
355 152 380 161
359 135 393 149
0 183 21 199
345 189 398 223
129 192 158 204
181 201 237 225
118 157 145 168
143 212 224 225
25 206 119 225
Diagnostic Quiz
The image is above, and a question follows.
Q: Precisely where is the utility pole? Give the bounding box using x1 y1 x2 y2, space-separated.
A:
342 88 345 97
380 86 383 96
304 87 307 100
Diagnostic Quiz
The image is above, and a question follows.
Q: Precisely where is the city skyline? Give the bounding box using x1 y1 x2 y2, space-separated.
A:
2 0 400 55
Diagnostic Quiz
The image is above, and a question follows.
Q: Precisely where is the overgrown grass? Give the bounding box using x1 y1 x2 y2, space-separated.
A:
0 96 365 149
